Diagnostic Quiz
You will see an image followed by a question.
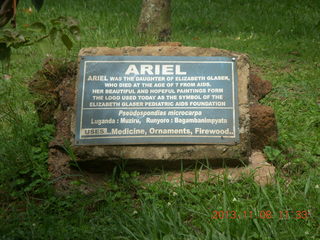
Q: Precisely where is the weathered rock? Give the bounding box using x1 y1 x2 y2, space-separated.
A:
58 151 275 193
70 45 252 171
141 150 275 186
154 42 182 47
249 151 275 186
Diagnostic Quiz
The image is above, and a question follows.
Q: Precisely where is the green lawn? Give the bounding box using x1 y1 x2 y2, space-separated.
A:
0 0 319 239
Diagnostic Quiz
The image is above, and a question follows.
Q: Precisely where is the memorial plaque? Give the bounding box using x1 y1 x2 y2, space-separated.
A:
75 56 239 145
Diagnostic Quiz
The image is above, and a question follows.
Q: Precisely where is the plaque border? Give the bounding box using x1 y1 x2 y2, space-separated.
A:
75 56 239 145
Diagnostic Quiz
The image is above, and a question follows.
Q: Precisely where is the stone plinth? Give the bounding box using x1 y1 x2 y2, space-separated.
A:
29 44 277 190
70 46 251 170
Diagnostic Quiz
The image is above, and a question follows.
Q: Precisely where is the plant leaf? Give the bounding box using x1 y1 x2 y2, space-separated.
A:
38 38 50 55
31 0 44 11
49 27 58 42
61 34 73 50
29 22 46 33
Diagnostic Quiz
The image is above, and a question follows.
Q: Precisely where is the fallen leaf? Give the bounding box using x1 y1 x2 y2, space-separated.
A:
22 7 33 14
288 51 301 56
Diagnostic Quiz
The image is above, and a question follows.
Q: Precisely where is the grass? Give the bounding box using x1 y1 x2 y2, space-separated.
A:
1 173 319 239
0 0 319 239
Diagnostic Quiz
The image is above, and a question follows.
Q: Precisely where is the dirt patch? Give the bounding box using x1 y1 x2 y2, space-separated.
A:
29 58 77 191
248 72 277 150
29 58 77 125
249 104 278 150
249 73 272 102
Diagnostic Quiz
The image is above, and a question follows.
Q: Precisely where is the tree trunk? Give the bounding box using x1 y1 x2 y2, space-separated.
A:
0 0 19 28
137 0 171 41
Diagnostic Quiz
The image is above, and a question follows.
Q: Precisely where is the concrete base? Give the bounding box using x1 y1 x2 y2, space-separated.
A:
28 44 278 192
71 45 252 166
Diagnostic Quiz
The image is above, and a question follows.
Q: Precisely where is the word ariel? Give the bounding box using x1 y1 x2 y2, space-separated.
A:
125 64 187 75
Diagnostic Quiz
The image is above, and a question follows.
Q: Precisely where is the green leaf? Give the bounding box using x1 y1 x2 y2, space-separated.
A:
50 18 61 26
29 22 46 33
38 38 50 55
304 176 311 197
15 178 26 186
61 34 73 50
31 0 44 11
49 27 58 42
51 17 66 26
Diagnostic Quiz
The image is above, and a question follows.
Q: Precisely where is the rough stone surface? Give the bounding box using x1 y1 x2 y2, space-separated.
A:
71 45 252 169
141 151 275 186
64 151 275 194
249 151 275 186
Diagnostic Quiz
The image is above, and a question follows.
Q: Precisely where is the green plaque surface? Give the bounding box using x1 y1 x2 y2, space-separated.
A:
75 56 239 145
